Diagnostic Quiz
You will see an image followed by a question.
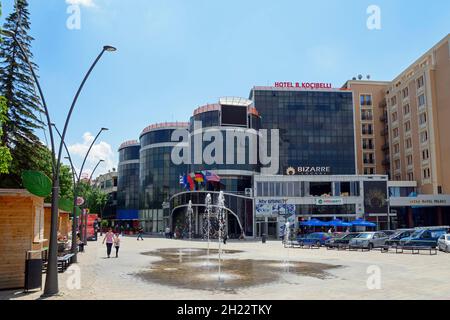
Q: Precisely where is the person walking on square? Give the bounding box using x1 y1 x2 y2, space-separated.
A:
137 226 144 241
102 228 115 258
114 233 121 258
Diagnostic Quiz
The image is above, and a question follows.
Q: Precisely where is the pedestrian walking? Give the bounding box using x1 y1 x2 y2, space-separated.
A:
102 228 115 258
223 233 228 245
114 233 121 258
137 227 144 241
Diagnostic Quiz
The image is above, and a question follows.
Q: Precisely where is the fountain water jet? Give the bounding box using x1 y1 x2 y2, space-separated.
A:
283 221 291 272
187 200 193 242
217 191 226 282
204 194 212 265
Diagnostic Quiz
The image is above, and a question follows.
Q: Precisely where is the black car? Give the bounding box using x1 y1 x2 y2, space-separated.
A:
384 229 415 247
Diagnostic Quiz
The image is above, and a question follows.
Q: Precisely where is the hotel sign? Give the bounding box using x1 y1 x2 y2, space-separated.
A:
315 198 344 206
274 82 333 89
390 195 450 207
286 166 331 176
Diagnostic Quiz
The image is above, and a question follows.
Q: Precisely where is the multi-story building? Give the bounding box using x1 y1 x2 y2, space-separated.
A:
94 170 118 220
386 34 450 194
139 122 189 232
117 140 140 221
116 34 450 234
342 81 390 176
250 86 356 175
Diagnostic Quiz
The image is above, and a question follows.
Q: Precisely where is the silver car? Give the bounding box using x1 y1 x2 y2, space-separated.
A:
438 234 450 253
349 232 389 250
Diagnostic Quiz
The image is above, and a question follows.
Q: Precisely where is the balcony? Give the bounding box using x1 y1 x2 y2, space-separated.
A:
382 143 390 151
381 128 389 137
380 114 387 122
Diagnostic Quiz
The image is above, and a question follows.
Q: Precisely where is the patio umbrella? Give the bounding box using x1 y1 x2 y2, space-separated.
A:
300 219 328 227
350 219 376 227
327 219 352 227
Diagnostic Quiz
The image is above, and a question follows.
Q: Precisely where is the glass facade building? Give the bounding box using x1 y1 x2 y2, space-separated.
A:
139 123 189 232
117 141 140 220
250 87 356 175
189 98 262 192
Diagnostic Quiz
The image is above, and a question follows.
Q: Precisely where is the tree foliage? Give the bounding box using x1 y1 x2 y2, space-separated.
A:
0 0 45 187
77 180 109 214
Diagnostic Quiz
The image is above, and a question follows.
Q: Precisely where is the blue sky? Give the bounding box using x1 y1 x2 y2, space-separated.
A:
1 0 450 177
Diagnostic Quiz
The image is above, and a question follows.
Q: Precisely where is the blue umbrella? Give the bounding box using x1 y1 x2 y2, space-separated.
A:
351 219 376 227
300 219 328 227
327 219 352 227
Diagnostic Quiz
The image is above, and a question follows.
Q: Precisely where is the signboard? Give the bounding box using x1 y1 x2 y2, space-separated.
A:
87 214 99 241
390 195 450 207
286 166 331 176
364 181 388 214
274 82 333 89
255 199 295 217
315 198 344 206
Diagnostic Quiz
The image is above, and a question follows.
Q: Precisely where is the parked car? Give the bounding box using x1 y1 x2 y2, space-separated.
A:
349 232 389 250
297 233 332 247
399 227 449 248
326 233 360 248
384 229 415 246
438 234 450 253
380 230 396 237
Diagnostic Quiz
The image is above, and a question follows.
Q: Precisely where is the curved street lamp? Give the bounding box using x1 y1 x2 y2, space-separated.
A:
2 29 116 296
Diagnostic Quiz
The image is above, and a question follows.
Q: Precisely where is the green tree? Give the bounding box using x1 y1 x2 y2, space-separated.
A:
0 2 13 174
0 96 12 174
0 0 45 187
77 180 108 214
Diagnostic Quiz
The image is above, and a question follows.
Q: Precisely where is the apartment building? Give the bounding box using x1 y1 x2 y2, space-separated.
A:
386 34 450 195
342 80 390 176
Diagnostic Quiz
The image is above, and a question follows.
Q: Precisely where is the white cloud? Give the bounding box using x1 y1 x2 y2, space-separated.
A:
66 0 96 8
67 132 116 179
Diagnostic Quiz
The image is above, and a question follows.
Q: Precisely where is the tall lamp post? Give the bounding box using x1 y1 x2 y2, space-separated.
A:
2 29 117 296
53 125 108 261
82 159 105 243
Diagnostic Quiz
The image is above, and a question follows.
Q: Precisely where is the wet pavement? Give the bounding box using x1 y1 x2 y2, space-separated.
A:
136 248 340 292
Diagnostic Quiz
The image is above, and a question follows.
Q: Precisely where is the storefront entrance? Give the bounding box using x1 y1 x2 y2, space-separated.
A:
256 217 278 239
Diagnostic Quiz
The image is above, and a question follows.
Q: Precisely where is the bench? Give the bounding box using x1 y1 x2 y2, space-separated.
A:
349 245 371 252
57 254 75 272
395 246 437 256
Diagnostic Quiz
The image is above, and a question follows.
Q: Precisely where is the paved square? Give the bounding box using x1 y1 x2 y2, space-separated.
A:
1 237 450 300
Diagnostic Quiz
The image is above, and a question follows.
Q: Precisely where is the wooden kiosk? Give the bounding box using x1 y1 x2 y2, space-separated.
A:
0 189 45 290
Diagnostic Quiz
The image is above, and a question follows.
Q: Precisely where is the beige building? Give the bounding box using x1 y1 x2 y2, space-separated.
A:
343 80 390 176
386 34 450 195
344 34 450 198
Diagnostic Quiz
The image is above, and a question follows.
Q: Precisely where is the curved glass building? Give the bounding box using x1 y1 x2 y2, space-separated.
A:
117 140 140 220
139 122 189 232
189 97 261 193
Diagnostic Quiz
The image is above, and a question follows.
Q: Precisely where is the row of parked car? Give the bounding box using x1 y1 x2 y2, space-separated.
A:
294 226 450 252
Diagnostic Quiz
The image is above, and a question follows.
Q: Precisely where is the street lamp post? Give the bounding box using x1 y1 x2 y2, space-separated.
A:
82 159 105 244
2 29 116 296
53 125 107 261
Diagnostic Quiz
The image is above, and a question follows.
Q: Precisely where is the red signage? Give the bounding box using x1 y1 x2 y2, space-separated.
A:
274 82 333 89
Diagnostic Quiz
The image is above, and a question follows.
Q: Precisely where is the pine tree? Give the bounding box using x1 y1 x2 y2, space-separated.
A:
0 0 45 187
